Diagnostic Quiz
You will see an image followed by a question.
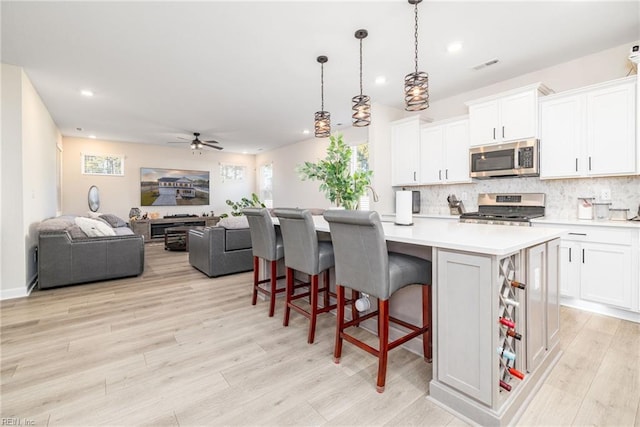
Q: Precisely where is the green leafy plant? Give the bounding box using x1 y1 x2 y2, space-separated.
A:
220 193 265 218
297 133 373 210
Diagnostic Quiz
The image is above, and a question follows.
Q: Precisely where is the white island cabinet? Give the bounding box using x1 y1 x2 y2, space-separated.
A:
306 217 564 426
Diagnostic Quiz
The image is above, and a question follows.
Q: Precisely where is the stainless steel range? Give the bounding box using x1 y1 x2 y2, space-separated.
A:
460 193 545 226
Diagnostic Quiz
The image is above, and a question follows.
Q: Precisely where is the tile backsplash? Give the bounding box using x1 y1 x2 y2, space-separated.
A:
415 176 640 219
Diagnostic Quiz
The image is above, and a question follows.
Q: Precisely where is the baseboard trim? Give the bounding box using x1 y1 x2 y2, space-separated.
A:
0 275 36 300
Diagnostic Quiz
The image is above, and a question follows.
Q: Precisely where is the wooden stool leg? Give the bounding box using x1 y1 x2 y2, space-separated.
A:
423 285 432 362
376 299 390 393
334 285 345 363
251 256 259 306
283 267 294 326
268 260 278 317
323 270 330 309
308 274 319 344
351 290 360 324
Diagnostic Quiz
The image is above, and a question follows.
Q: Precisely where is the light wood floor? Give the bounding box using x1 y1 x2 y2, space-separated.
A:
1 243 639 426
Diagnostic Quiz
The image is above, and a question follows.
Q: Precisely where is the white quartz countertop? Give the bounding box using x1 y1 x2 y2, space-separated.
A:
308 216 564 256
532 217 640 229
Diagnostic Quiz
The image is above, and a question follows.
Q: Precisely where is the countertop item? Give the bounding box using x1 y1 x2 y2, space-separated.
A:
577 197 595 220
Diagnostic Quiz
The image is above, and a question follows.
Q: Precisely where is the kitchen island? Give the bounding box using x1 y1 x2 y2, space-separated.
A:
308 216 564 426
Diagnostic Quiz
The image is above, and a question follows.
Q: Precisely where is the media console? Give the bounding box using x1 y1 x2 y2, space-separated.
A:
130 216 219 242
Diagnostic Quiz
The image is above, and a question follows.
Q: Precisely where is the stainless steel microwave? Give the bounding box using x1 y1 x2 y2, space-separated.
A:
469 139 539 179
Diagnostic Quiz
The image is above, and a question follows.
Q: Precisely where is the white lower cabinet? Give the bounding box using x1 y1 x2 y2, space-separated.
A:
534 222 639 318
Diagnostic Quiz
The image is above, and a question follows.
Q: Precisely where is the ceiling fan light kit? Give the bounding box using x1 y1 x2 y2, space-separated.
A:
352 29 371 127
314 55 331 138
404 0 429 111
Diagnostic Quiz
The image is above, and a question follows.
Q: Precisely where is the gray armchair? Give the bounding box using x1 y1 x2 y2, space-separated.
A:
188 226 253 277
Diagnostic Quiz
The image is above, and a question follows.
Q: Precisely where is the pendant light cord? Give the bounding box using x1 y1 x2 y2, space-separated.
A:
321 62 325 111
359 38 363 96
414 1 419 74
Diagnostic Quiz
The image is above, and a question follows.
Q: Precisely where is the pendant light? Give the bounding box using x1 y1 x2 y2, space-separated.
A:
314 55 331 138
404 0 429 111
352 29 371 127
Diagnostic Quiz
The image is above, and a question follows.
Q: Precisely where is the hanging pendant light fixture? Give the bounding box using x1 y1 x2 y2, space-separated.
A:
352 29 371 127
404 0 429 111
314 55 331 138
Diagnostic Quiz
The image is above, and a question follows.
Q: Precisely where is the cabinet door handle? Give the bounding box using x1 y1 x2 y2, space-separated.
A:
493 128 496 140
445 169 449 179
413 171 416 181
582 249 585 264
502 126 505 138
588 156 592 171
569 247 572 262
438 170 442 180
575 158 578 172
568 232 587 236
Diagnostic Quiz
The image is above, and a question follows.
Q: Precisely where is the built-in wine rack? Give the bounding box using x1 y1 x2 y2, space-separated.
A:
497 255 525 393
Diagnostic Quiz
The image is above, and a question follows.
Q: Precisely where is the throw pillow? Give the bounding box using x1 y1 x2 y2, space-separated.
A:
217 216 250 229
75 217 116 237
38 216 75 232
99 213 128 228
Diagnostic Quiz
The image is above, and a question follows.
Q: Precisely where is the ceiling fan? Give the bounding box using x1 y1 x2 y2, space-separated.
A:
168 132 223 150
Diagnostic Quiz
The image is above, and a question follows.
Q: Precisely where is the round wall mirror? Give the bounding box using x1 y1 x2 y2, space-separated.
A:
88 185 100 212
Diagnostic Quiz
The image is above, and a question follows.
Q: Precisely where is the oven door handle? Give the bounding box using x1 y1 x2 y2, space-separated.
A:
516 149 521 168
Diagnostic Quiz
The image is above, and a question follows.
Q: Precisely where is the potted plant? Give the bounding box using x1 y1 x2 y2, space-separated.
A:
220 192 265 218
297 133 373 210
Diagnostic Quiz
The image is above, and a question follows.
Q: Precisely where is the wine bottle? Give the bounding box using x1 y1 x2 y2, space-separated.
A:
504 297 520 307
497 347 515 361
511 280 526 289
509 367 525 380
499 380 512 391
499 317 515 328
507 329 522 340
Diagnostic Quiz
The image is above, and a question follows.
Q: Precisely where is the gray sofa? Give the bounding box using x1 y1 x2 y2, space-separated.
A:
38 215 145 289
188 222 253 277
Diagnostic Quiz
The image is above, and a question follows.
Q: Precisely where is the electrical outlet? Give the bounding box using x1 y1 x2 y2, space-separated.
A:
600 188 611 201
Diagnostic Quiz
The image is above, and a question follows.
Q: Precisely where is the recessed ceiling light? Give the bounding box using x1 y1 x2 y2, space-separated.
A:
242 150 248 154
375 76 386 85
447 42 463 53
80 90 94 97
303 129 310 135
88 135 96 139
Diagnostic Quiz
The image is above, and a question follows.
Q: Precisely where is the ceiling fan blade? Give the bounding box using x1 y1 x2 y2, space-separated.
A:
203 139 220 144
168 141 188 144
176 136 192 141
201 142 224 150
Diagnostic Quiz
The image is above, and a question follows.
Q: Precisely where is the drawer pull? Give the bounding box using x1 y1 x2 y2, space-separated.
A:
568 232 587 236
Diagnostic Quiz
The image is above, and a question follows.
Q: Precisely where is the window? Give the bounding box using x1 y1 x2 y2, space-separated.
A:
81 153 124 176
350 142 371 210
259 163 273 208
220 163 246 182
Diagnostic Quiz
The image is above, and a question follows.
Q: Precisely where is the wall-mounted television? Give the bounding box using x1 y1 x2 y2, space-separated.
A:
140 167 210 206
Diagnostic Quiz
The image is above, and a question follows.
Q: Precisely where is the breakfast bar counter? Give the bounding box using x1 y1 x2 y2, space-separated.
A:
310 216 565 426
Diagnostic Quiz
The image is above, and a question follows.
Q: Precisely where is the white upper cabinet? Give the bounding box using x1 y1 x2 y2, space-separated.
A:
540 76 636 179
391 116 424 186
466 83 552 146
420 118 471 185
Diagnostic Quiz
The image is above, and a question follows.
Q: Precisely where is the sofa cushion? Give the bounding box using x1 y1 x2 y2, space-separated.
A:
75 217 116 237
113 227 135 236
218 216 249 229
225 228 252 251
99 213 128 228
38 216 75 232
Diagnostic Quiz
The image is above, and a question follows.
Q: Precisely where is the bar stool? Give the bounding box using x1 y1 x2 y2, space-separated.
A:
273 208 336 344
243 207 286 317
323 209 432 393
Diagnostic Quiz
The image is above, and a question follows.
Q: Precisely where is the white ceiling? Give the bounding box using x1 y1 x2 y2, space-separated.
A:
2 1 638 153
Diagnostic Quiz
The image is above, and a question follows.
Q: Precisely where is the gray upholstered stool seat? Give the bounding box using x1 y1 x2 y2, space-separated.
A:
273 208 337 344
243 207 286 317
323 209 432 393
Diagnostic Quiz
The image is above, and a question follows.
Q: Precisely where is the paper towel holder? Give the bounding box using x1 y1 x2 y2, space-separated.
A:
395 189 414 226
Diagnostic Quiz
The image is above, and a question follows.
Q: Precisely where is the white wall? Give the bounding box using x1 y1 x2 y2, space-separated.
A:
1 64 61 299
62 137 256 220
255 126 367 209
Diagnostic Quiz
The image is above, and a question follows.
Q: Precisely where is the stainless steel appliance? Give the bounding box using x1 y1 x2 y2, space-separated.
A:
469 139 539 179
460 193 545 226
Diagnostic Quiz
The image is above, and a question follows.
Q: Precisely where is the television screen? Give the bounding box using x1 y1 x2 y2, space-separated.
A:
140 167 210 206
